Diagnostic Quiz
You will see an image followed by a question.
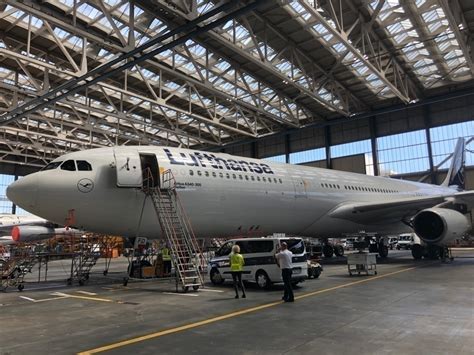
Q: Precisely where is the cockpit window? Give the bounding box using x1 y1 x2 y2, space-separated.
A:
60 160 76 171
42 161 63 171
77 160 92 171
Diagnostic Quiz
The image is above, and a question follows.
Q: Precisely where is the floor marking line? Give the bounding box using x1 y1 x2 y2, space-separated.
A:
76 291 98 296
295 266 418 301
162 292 199 297
19 296 36 302
198 288 224 293
52 292 120 304
34 296 68 303
20 295 68 303
77 266 418 355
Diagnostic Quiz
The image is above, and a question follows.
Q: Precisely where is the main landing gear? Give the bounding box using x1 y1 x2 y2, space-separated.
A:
322 243 344 258
411 244 453 261
368 237 389 258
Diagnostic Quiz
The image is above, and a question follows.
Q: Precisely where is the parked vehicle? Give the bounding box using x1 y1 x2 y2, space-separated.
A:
397 234 414 250
387 237 398 250
209 237 308 289
343 238 357 249
307 260 323 279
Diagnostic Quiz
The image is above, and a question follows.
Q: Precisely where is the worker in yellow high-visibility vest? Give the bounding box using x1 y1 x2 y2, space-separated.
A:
229 244 246 299
162 244 172 276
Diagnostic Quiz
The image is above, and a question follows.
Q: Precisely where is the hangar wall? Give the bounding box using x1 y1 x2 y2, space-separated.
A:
224 95 474 160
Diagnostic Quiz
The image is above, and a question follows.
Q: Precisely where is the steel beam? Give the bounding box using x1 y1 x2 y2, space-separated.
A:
438 0 474 75
297 0 411 103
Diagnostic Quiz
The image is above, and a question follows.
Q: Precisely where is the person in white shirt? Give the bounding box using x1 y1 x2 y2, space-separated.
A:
275 242 294 302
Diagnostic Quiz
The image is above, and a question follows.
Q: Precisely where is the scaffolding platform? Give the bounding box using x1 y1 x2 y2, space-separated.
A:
0 246 37 291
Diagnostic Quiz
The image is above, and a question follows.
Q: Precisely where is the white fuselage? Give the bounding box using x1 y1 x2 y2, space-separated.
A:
6 146 457 239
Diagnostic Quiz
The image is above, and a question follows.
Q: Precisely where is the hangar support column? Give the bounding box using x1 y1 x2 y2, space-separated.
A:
369 117 379 176
424 106 436 185
325 126 332 169
285 134 290 164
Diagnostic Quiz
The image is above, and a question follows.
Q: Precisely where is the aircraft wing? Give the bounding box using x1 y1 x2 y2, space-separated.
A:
328 191 474 225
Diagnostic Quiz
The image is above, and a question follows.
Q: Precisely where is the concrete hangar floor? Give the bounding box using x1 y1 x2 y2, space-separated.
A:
1 249 473 355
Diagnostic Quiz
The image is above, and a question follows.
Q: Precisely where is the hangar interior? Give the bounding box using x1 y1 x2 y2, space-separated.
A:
1 1 474 354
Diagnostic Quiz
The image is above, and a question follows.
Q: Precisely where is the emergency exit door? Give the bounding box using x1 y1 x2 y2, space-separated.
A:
114 149 142 187
293 178 308 198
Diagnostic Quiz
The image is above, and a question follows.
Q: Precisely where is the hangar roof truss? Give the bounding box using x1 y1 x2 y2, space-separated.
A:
0 0 472 167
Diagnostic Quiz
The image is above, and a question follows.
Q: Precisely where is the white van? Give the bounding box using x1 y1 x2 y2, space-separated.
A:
397 233 415 249
209 237 308 289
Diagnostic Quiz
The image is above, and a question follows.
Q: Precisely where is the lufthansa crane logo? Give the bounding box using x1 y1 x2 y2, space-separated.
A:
77 178 94 193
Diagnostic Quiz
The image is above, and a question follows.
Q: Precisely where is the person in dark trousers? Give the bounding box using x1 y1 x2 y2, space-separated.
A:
162 244 172 276
229 244 246 299
275 242 294 302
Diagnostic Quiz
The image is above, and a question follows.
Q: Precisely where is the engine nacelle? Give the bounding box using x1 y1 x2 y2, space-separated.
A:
11 226 75 242
413 208 471 245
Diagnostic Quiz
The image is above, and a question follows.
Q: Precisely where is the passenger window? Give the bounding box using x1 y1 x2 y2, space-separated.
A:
232 174 236 179
274 178 278 183
76 160 92 171
212 172 216 178
279 179 283 184
257 176 261 182
189 170 194 176
251 176 255 181
245 175 249 180
219 172 224 178
262 177 266 182
197 171 202 176
226 173 230 179
205 171 209 177
60 160 76 171
241 240 273 253
239 175 243 180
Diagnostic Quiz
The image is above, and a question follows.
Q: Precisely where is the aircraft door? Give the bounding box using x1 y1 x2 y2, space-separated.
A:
140 153 159 188
293 178 308 198
114 149 143 187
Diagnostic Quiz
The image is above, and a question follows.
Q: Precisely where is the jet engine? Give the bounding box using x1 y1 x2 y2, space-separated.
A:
412 208 471 245
11 226 75 243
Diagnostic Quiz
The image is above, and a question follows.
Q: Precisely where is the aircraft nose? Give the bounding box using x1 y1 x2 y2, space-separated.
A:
6 174 38 210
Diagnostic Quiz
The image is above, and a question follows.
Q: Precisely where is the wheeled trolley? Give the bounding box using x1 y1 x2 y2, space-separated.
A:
347 252 377 276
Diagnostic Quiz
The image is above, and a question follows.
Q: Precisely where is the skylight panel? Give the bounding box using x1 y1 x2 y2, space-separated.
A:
58 0 74 6
416 0 426 7
394 32 408 44
104 0 121 6
77 3 101 20
387 23 402 35
332 42 347 53
214 59 230 72
53 27 73 41
289 2 311 20
276 61 291 72
97 48 114 60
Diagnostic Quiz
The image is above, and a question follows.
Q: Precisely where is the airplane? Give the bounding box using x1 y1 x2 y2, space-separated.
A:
0 213 73 245
6 138 473 259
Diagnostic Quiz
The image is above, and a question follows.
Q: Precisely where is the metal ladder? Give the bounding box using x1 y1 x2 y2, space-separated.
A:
145 169 205 291
68 241 101 286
